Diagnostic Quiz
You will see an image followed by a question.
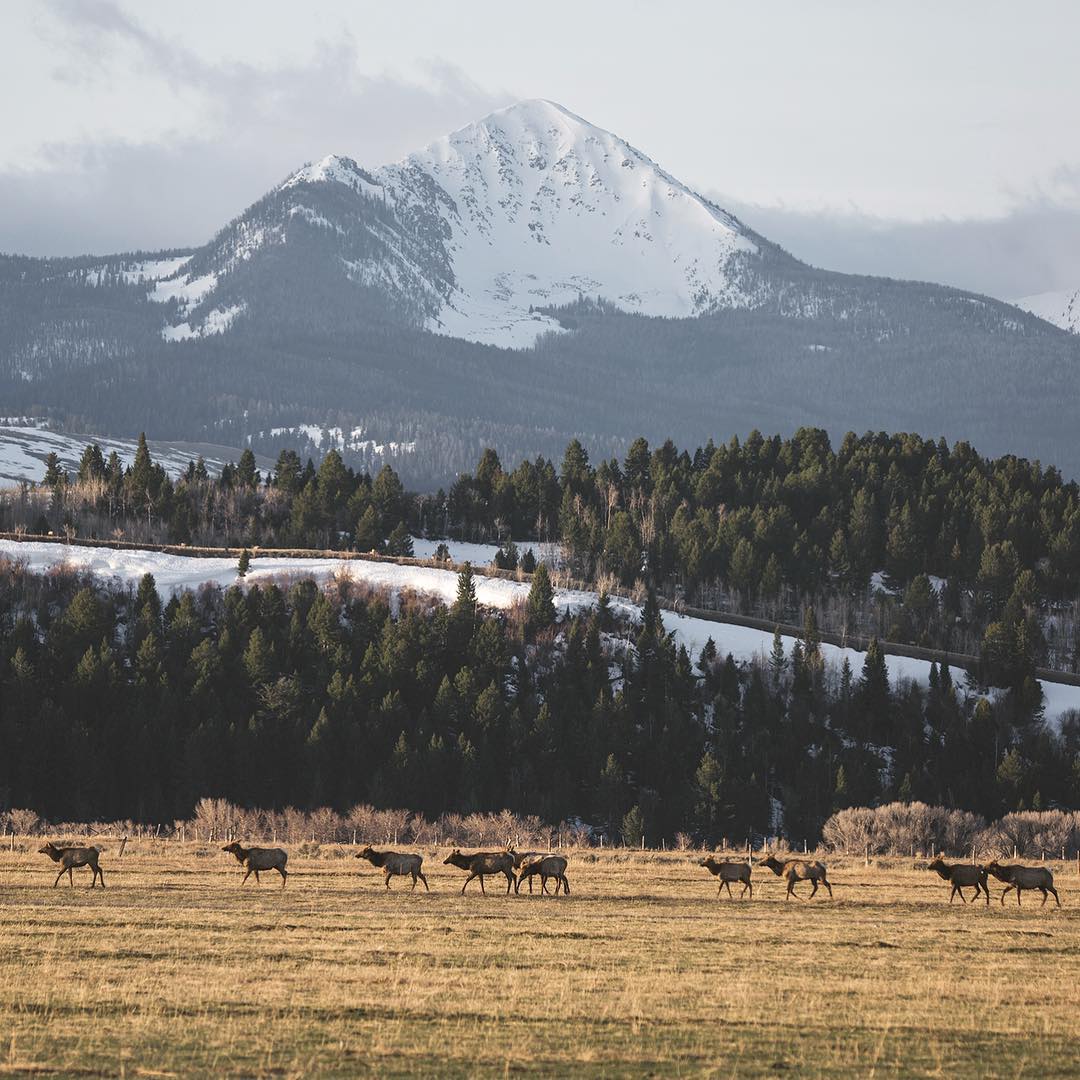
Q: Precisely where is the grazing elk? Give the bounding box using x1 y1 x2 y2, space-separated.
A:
356 846 429 891
222 842 289 888
699 856 752 899
38 842 105 888
986 862 1060 907
758 854 833 899
505 847 551 894
515 855 570 896
926 857 989 905
442 849 516 895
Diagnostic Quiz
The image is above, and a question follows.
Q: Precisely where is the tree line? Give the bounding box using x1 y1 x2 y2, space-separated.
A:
1 554 1076 839
5 426 1080 681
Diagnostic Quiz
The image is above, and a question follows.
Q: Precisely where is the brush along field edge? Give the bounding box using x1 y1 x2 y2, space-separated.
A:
0 845 1077 1077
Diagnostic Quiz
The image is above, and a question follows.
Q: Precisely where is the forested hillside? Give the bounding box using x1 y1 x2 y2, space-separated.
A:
5 426 1080 685
2 556 1076 837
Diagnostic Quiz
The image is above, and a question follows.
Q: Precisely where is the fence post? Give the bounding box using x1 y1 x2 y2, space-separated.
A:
118 836 128 858
864 843 869 867
641 835 645 851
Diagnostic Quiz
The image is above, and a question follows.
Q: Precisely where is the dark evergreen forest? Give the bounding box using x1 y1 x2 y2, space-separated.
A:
2 555 1077 840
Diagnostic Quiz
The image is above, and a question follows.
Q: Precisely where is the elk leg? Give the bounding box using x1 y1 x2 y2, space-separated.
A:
823 879 833 898
241 868 252 885
1040 888 1047 906
54 867 65 888
98 866 105 888
479 875 487 895
1016 886 1023 907
743 881 752 900
385 872 393 890
504 871 513 895
278 868 287 889
461 873 475 895
809 879 819 898
1049 886 1060 906
253 869 261 884
418 872 429 892
560 875 569 895
68 867 74 888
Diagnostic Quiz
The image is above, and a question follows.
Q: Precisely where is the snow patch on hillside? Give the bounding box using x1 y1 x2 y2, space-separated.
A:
0 428 230 484
162 303 245 342
1014 288 1080 333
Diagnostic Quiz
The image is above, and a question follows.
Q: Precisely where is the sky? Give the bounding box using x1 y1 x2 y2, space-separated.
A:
3 0 1079 299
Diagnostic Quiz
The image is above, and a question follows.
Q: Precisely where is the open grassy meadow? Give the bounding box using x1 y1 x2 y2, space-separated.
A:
1 842 1077 1078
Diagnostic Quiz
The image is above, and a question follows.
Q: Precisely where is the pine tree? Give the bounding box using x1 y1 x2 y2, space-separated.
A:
453 563 478 625
621 804 646 848
237 549 251 577
355 505 383 552
236 448 259 489
43 452 63 488
525 562 556 633
769 628 786 687
386 521 414 557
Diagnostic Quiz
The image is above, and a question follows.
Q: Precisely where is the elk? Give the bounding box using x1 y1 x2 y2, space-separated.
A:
506 847 551 894
442 849 516 895
356 846 429 891
222 842 288 888
515 855 570 895
986 862 1060 907
699 856 752 899
926 857 989 905
38 842 105 888
758 854 832 899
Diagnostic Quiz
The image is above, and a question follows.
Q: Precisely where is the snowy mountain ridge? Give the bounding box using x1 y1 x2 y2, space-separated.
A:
148 99 767 348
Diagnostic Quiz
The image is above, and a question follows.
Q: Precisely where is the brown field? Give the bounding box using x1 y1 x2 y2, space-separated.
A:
0 842 1077 1078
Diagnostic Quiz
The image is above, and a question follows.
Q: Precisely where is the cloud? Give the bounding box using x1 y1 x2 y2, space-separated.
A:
0 3 511 255
718 194 1080 301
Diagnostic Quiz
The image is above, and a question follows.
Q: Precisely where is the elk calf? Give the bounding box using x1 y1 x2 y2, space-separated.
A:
222 842 288 888
927 857 989 905
758 854 832 899
443 849 516 895
986 862 1060 907
38 842 105 888
515 855 570 896
356 846 429 891
699 856 752 899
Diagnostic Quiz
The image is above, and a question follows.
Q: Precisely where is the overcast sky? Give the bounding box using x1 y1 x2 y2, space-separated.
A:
4 0 1079 299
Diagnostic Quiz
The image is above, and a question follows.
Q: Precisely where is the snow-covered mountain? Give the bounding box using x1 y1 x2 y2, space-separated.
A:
147 100 768 348
4 98 1080 485
1013 288 1080 334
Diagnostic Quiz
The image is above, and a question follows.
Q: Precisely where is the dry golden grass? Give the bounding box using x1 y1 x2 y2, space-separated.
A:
1 843 1077 1077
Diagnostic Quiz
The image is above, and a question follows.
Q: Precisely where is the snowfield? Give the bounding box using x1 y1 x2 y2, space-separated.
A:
1013 287 1080 334
4 539 1078 726
0 425 234 484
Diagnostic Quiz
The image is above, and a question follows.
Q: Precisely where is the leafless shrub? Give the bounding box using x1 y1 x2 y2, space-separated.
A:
822 802 984 856
977 810 1080 859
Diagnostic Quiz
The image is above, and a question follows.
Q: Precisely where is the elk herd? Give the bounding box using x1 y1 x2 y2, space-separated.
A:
32 841 1064 907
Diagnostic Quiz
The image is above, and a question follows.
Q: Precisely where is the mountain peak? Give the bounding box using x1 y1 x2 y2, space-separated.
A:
373 98 759 346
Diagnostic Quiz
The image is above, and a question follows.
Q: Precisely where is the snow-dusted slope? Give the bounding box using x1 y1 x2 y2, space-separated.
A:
1014 288 1080 334
377 100 759 346
0 423 240 484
